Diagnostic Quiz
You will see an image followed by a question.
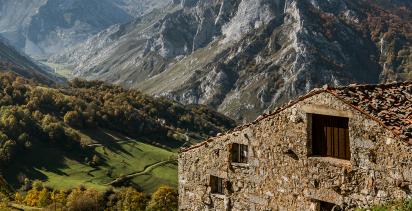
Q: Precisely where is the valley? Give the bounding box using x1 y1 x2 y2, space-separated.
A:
5 129 177 193
0 72 234 209
0 0 410 210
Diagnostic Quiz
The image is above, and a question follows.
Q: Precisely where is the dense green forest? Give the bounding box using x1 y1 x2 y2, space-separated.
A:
0 72 235 210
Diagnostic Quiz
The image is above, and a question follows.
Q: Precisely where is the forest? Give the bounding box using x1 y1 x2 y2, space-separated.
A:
0 72 235 210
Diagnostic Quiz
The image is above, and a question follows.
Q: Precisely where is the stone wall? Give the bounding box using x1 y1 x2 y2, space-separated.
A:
179 92 412 210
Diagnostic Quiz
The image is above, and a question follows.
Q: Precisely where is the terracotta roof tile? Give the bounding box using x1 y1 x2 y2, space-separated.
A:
328 81 412 140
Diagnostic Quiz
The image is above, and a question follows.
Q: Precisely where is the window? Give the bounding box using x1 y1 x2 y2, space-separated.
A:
210 175 224 194
311 114 350 160
319 201 342 211
231 143 248 163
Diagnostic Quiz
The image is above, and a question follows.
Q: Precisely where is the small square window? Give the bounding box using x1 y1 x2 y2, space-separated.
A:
210 175 224 194
231 143 248 163
319 201 342 211
311 114 350 160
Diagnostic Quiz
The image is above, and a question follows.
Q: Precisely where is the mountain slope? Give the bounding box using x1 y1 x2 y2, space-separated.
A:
0 36 62 84
0 72 235 192
0 0 171 60
51 0 412 122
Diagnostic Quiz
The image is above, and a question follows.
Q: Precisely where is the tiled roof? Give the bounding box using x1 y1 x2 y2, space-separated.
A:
181 82 412 152
327 82 412 141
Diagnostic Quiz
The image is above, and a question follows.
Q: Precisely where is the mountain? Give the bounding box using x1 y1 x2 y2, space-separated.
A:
51 0 412 122
0 0 171 60
0 36 62 84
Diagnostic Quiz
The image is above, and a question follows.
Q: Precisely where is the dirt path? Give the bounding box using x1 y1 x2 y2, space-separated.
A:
106 160 176 186
8 203 43 210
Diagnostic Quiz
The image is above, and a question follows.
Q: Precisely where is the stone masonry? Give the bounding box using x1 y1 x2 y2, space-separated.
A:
179 82 412 210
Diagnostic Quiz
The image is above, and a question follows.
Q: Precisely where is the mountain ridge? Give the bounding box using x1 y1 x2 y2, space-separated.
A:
51 0 412 122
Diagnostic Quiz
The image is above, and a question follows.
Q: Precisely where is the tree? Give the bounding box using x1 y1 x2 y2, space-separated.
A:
51 189 68 206
64 111 83 128
115 187 148 211
146 186 178 211
37 188 51 207
24 189 40 207
91 155 101 166
66 187 102 211
14 192 23 203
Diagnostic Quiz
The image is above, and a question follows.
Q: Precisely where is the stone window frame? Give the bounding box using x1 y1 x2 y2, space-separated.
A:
303 105 353 162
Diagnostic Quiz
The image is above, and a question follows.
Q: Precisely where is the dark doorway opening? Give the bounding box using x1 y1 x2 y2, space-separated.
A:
319 201 342 211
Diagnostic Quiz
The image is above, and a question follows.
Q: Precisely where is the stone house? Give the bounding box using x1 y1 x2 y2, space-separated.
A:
178 82 412 210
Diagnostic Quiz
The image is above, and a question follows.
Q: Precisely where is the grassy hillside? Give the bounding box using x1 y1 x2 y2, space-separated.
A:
5 136 177 193
0 72 235 194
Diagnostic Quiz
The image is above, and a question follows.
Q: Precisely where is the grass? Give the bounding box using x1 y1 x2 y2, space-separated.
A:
5 129 178 193
42 62 74 79
355 199 412 211
138 38 229 94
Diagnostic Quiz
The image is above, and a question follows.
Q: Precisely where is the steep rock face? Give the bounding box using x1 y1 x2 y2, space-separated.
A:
52 0 412 122
0 0 170 60
0 36 62 84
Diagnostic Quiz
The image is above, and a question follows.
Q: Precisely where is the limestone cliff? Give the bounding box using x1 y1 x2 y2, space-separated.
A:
51 0 412 122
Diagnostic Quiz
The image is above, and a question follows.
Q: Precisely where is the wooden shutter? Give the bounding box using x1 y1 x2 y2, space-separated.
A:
210 176 224 194
231 143 239 163
231 143 248 163
312 114 350 160
240 144 248 163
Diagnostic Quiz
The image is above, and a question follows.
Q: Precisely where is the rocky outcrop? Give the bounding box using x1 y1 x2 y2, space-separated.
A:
51 0 412 122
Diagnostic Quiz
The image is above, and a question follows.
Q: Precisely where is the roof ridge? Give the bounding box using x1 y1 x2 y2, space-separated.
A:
325 81 412 90
180 82 412 153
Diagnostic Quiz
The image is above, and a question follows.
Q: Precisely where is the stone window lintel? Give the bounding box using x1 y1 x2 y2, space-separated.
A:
302 105 353 118
308 156 352 168
231 162 249 168
211 193 226 199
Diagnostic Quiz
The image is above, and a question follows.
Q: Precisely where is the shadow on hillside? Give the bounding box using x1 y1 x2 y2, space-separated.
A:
81 128 132 156
141 134 186 150
3 144 74 188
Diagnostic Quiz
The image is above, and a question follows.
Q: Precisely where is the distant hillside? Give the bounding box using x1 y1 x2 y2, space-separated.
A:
0 37 62 84
0 72 235 193
0 0 171 60
51 0 412 122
